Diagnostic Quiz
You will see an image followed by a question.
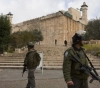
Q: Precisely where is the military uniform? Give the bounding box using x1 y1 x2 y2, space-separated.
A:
63 46 89 88
24 47 41 88
24 49 41 69
63 30 89 88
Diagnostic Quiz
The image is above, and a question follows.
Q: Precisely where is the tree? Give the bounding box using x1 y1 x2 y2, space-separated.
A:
9 31 23 48
0 15 11 53
9 29 44 49
32 29 43 42
22 31 34 45
10 31 34 48
85 19 100 40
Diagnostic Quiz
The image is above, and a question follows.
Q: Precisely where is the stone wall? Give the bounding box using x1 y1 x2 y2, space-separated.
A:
12 11 85 45
12 18 40 33
68 7 81 21
89 40 100 44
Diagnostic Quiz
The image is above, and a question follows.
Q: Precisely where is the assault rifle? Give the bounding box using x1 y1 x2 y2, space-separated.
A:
71 51 100 83
22 66 27 77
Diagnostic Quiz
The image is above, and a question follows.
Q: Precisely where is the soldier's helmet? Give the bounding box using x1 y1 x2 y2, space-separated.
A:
27 42 35 47
72 30 86 44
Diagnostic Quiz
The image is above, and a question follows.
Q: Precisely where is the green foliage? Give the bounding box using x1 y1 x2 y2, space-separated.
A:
32 29 43 42
9 29 44 49
85 19 100 40
7 46 14 53
9 31 32 48
0 15 11 53
83 44 100 56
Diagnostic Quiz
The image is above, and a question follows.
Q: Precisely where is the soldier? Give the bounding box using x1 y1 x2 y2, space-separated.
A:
23 42 41 88
63 30 89 88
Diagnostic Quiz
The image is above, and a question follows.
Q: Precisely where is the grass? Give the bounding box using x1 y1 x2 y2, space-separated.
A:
83 44 100 56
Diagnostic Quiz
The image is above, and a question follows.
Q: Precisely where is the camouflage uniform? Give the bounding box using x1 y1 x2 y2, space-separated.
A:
63 46 89 88
24 49 41 88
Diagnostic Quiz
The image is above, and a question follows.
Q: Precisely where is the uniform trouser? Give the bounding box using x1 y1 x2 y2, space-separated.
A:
67 78 89 88
26 69 36 88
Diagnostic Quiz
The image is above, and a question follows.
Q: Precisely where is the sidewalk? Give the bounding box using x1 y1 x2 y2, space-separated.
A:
0 69 100 88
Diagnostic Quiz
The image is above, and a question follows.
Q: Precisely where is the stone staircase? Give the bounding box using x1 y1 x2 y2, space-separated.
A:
0 53 25 69
89 57 100 70
0 45 100 70
35 45 67 69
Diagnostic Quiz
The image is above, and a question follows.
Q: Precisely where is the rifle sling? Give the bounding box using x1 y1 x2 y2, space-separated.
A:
70 48 99 77
82 50 99 76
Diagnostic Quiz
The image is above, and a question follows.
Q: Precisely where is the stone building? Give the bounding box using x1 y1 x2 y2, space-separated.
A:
7 12 13 24
11 2 88 45
0 12 13 24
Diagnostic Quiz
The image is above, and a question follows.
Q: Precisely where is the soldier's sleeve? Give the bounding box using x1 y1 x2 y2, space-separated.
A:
63 50 72 82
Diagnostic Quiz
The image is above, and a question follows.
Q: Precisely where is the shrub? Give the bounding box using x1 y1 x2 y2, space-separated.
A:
7 46 15 53
83 44 100 56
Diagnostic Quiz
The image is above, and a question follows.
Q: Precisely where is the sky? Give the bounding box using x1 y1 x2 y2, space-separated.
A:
0 0 100 24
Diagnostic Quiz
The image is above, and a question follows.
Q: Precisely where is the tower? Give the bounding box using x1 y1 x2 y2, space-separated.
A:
7 12 13 24
80 2 88 24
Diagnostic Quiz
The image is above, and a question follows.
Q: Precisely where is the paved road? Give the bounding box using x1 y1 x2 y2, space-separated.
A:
0 69 100 88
